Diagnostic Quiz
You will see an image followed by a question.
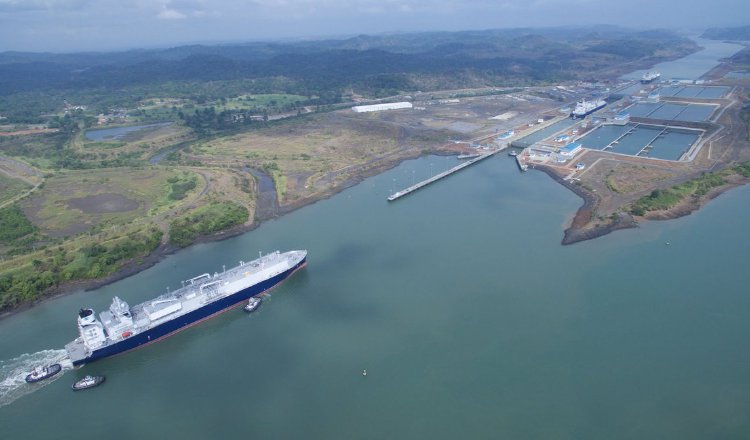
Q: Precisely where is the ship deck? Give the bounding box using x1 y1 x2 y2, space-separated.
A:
65 250 306 363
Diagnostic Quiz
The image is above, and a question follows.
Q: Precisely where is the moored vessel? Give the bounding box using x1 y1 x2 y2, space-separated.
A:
641 71 661 83
65 250 307 367
570 98 607 119
25 364 62 383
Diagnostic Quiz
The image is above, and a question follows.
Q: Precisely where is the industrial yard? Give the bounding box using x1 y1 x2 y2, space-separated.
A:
507 73 749 242
194 73 748 245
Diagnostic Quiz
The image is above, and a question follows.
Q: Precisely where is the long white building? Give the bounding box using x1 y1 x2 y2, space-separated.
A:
352 102 413 113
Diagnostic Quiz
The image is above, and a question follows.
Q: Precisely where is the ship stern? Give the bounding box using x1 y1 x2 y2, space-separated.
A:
65 339 89 366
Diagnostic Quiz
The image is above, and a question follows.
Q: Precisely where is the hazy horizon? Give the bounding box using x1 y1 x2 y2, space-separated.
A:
0 0 746 53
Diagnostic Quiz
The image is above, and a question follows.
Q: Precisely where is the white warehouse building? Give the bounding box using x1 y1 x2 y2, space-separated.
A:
352 102 413 113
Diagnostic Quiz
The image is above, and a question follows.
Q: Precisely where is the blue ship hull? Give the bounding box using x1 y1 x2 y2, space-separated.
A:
570 103 606 119
73 256 306 366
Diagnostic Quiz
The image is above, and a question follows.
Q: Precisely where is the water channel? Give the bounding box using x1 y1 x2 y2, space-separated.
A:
1 36 748 440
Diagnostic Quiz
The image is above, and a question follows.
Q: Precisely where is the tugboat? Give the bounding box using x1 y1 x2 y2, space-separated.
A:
72 375 105 391
243 296 262 313
25 364 62 383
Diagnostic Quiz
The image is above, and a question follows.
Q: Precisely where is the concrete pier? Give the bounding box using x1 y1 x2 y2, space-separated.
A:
387 150 500 201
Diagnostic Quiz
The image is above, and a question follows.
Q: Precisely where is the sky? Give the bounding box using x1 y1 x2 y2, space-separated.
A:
0 0 746 53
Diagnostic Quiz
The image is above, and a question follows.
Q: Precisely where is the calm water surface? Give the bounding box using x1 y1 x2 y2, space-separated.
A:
621 37 743 80
3 38 750 439
1 155 749 439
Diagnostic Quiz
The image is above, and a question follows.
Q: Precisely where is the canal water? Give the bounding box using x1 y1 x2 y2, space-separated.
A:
621 37 744 81
656 85 730 99
2 154 750 439
578 123 699 161
2 36 750 439
626 102 717 122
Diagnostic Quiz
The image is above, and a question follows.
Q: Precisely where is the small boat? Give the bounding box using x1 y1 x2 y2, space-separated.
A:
243 297 262 313
508 150 518 157
25 364 62 383
72 375 105 391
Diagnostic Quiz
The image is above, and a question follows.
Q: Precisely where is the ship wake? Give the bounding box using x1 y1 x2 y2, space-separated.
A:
0 349 72 408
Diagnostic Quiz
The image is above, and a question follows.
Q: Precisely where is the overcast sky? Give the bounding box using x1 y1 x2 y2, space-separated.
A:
0 0 746 53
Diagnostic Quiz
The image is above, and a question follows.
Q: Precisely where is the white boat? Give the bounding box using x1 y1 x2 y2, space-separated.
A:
641 71 661 83
570 99 607 119
243 297 262 313
72 375 105 391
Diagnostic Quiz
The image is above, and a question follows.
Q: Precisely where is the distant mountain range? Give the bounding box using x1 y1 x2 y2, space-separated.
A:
0 26 693 94
702 25 750 41
0 27 697 123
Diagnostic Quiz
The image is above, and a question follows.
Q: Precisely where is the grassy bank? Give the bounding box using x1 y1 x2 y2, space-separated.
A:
0 228 162 312
169 201 249 248
630 163 750 216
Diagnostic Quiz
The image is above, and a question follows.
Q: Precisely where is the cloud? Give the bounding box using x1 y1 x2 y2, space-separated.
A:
0 0 91 13
0 0 747 52
158 8 187 19
155 0 209 19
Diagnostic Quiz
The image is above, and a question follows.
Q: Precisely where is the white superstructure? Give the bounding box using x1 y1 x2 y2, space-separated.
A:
65 250 307 365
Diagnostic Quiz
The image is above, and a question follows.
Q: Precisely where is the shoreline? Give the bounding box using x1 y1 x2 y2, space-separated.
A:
4 149 747 319
637 175 750 222
535 165 638 245
0 147 432 320
536 165 750 245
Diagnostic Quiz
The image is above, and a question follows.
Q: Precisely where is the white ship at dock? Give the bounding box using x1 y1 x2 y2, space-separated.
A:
570 98 607 119
641 71 661 83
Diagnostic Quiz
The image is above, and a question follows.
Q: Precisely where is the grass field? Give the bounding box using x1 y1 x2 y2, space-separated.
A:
20 168 192 237
602 164 678 194
0 173 31 205
630 170 730 215
187 113 426 203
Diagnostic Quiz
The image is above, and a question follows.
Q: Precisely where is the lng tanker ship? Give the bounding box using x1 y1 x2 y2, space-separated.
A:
65 250 307 366
641 71 661 83
570 98 606 119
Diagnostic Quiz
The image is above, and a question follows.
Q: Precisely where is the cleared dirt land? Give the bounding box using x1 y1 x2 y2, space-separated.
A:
20 169 175 237
184 93 556 207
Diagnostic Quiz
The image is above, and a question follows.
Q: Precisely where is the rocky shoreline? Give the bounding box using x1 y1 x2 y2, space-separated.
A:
536 165 750 246
535 166 638 245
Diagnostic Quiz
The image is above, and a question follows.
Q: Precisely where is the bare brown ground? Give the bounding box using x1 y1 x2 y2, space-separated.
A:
66 193 140 213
